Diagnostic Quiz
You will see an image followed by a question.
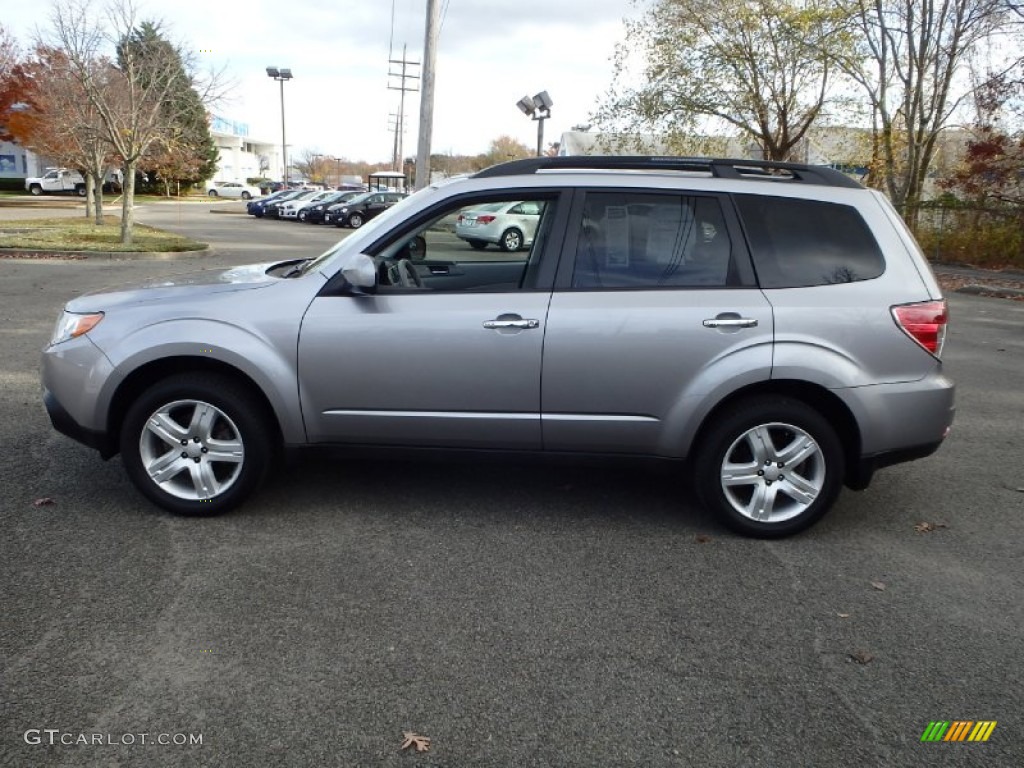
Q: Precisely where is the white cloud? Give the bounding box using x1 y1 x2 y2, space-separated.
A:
3 0 646 161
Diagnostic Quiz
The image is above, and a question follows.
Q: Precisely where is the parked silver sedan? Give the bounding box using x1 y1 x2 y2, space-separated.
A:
455 200 543 251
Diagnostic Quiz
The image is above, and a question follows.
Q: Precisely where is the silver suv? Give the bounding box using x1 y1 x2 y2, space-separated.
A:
41 157 954 537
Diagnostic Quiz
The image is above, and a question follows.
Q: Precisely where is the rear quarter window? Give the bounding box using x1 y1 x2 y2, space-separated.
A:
734 195 884 288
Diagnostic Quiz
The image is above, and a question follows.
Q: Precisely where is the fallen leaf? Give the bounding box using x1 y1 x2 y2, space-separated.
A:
850 649 875 665
400 732 431 753
32 497 55 507
837 612 851 618
695 534 712 543
870 580 886 591
914 521 948 533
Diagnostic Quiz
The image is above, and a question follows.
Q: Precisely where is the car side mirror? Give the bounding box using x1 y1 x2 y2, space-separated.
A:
339 252 377 291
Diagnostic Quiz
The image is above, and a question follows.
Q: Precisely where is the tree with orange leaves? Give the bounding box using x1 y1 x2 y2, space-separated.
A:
7 45 122 222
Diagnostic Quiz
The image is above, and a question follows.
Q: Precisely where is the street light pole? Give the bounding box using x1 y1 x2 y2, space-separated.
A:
516 91 553 157
266 67 294 184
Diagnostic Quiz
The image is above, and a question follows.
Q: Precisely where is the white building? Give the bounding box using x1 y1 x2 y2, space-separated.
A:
209 115 281 183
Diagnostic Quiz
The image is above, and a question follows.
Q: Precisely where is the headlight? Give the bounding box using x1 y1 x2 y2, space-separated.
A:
51 311 104 346
340 207 349 213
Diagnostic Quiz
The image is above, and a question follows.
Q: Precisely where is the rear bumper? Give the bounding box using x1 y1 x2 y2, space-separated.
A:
837 371 954 489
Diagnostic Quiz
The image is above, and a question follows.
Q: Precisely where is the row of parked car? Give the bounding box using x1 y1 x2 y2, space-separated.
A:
246 188 407 228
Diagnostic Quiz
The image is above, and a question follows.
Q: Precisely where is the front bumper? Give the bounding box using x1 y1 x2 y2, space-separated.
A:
43 388 116 457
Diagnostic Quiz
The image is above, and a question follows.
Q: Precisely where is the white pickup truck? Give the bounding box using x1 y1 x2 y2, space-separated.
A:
25 168 87 196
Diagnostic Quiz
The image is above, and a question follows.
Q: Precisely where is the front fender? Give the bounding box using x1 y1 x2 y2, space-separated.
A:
96 318 306 443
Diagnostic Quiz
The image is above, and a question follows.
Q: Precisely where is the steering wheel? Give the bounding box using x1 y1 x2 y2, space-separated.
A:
394 258 425 289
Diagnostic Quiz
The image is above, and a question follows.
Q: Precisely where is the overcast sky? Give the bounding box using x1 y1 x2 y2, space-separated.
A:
4 0 647 162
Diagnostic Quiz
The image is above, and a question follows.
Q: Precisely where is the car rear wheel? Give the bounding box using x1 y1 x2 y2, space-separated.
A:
76 185 87 197
499 228 523 252
468 239 488 250
694 396 844 538
209 189 218 197
348 212 364 228
241 191 251 200
120 373 273 516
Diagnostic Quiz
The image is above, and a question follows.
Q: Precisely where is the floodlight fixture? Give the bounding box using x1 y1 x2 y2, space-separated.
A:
516 90 553 157
533 91 553 111
516 95 536 116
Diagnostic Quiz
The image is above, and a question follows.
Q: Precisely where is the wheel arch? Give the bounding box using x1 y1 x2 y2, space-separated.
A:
106 356 285 459
687 380 863 489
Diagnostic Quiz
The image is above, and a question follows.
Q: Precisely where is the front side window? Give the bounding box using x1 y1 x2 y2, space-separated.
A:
571 192 735 289
369 194 559 293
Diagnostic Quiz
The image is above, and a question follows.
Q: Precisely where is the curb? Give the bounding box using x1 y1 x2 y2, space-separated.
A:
955 284 1024 300
0 247 210 261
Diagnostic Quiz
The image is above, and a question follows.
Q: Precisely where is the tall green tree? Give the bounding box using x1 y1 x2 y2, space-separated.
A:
118 20 217 194
596 0 853 161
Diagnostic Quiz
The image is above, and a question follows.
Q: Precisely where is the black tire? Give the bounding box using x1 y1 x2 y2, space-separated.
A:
209 189 218 197
348 212 364 228
119 373 274 517
75 184 87 197
241 191 251 200
29 184 42 196
693 396 844 538
499 228 523 252
468 239 488 250
298 209 308 222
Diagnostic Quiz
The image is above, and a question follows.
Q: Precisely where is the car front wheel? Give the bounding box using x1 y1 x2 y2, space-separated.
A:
241 191 251 200
120 373 273 516
209 189 218 197
694 396 844 538
348 212 364 228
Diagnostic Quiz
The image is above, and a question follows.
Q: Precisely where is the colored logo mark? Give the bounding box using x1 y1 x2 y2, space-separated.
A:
920 721 997 742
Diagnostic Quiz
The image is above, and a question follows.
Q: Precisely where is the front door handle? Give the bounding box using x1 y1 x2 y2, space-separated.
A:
483 318 540 330
703 317 758 328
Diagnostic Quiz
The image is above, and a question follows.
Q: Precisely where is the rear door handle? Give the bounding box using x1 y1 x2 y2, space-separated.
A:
703 317 758 328
483 317 540 330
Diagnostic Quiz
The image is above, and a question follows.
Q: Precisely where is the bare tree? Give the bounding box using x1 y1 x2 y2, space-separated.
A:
46 0 220 244
840 0 1015 224
596 0 853 161
293 149 332 185
8 45 121 223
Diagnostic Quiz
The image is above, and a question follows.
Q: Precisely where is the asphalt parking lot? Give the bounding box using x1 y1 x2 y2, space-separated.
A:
2 202 1022 766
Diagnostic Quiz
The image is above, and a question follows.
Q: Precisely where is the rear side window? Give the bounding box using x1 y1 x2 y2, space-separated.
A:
571 192 737 289
734 195 884 288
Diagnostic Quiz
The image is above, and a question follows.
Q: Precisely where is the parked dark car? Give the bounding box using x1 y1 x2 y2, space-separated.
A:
263 190 318 219
326 191 406 228
247 189 302 218
304 191 364 224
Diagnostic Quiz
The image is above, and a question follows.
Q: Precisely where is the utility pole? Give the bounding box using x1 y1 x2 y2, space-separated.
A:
387 44 419 173
414 0 440 190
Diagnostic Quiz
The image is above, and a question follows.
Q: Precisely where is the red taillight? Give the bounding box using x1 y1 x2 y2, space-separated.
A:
477 215 496 224
457 214 464 223
891 300 948 356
